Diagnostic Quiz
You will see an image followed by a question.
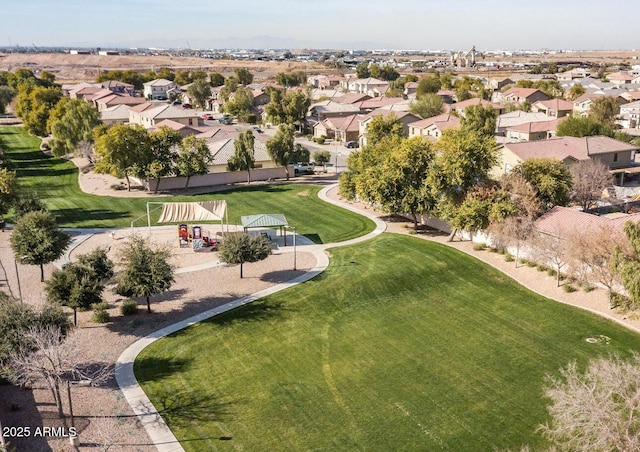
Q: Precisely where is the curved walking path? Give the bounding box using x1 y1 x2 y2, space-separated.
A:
114 184 386 452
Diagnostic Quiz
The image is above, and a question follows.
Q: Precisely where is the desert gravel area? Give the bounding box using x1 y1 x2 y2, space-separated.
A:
2 166 640 451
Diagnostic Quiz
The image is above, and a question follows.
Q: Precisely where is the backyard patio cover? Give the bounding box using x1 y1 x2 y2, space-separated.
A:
157 201 227 223
241 213 289 245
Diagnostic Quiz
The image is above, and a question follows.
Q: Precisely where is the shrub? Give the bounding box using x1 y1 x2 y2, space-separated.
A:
315 135 326 145
497 248 507 255
547 268 557 277
525 260 537 268
504 254 514 262
562 285 577 293
111 183 126 191
537 264 548 272
92 308 110 323
92 301 109 311
473 243 487 251
121 299 139 316
610 292 632 311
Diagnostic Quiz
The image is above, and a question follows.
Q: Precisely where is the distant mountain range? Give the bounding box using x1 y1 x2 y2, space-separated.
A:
40 36 391 51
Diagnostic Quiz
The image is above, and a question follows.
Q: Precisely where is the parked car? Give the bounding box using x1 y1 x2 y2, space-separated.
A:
201 113 214 120
250 125 264 133
293 162 314 174
182 103 192 109
219 116 232 125
345 140 359 148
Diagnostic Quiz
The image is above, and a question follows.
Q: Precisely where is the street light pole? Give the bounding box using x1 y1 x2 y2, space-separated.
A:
14 259 22 302
293 226 297 271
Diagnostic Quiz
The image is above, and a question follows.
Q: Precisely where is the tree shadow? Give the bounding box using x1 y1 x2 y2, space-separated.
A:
304 233 322 244
152 389 235 426
0 384 51 451
203 298 292 327
133 356 193 383
259 268 308 283
49 208 131 225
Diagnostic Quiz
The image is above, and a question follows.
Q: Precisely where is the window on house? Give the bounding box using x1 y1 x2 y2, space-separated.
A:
613 153 618 162
505 163 511 173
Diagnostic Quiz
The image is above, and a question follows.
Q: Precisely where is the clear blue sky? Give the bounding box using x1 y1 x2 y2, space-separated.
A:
1 0 637 50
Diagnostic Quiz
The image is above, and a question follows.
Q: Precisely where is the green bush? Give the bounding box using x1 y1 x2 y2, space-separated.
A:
562 285 577 293
525 260 537 268
536 264 548 272
497 248 507 255
547 268 557 277
473 243 486 251
315 136 326 145
504 254 514 262
610 292 632 311
121 300 139 316
92 302 109 311
246 113 258 124
92 308 110 323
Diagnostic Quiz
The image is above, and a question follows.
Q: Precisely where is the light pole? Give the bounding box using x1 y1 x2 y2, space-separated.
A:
336 151 342 174
14 257 25 302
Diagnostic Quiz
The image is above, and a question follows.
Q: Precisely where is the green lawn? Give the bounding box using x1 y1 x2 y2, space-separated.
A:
135 234 640 451
0 126 374 243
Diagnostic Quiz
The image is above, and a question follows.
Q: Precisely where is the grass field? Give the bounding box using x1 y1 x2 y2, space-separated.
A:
135 234 640 451
0 126 374 243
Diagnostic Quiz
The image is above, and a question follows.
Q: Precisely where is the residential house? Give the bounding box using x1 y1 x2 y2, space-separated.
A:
334 93 372 105
531 99 574 118
309 100 361 121
93 92 146 111
355 96 406 113
607 71 634 85
437 89 455 104
143 78 178 100
359 110 421 147
632 75 640 84
493 135 639 178
99 104 131 126
496 87 550 105
618 100 640 129
408 114 460 140
572 92 605 117
504 118 564 142
149 119 203 138
487 77 513 91
404 81 419 98
449 98 504 117
100 80 135 95
495 111 553 136
556 68 590 81
129 103 200 129
345 77 390 97
313 114 361 142
68 83 103 100
207 137 275 173
535 206 640 241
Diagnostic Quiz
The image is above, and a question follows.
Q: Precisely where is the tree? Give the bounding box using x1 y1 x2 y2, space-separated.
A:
539 354 640 451
266 124 294 180
235 68 254 85
219 76 238 101
45 263 103 326
356 61 370 79
218 232 272 278
5 326 111 419
209 72 225 87
460 104 497 137
0 86 12 114
264 88 286 124
416 75 441 97
282 89 311 131
313 150 331 170
174 135 211 188
115 235 174 313
47 98 101 157
512 158 572 209
567 84 586 101
409 93 443 119
10 211 71 282
187 78 212 110
13 192 46 218
569 159 613 210
275 71 306 87
291 143 310 164
614 221 640 310
373 137 438 230
556 116 614 138
567 225 627 306
94 125 152 190
223 87 254 121
228 130 255 183
174 70 192 86
0 167 18 224
377 65 400 81
14 84 62 137
589 96 620 127
365 114 404 146
428 128 498 239
0 294 70 366
147 127 182 193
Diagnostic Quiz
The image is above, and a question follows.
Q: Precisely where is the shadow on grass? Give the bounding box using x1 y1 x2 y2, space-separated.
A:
204 298 293 327
154 389 235 426
304 233 323 244
134 356 193 384
50 208 132 225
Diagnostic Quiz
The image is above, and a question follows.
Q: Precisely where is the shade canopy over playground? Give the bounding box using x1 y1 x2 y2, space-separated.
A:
241 213 290 245
158 201 227 223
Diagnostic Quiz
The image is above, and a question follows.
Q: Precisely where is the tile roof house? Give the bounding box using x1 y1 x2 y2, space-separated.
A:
504 117 565 142
494 135 639 177
607 71 634 85
148 119 204 138
129 103 200 129
309 100 362 120
93 93 146 111
143 78 178 100
555 68 591 81
497 87 550 105
572 92 605 117
531 99 574 118
359 110 421 147
449 98 504 117
345 77 390 97
99 104 132 126
496 111 554 135
618 100 640 129
207 137 275 173
534 206 640 239
68 84 103 100
408 114 460 140
100 80 135 95
313 114 361 142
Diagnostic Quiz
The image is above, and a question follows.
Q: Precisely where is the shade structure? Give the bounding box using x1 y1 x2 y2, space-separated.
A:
158 201 227 223
241 214 290 245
